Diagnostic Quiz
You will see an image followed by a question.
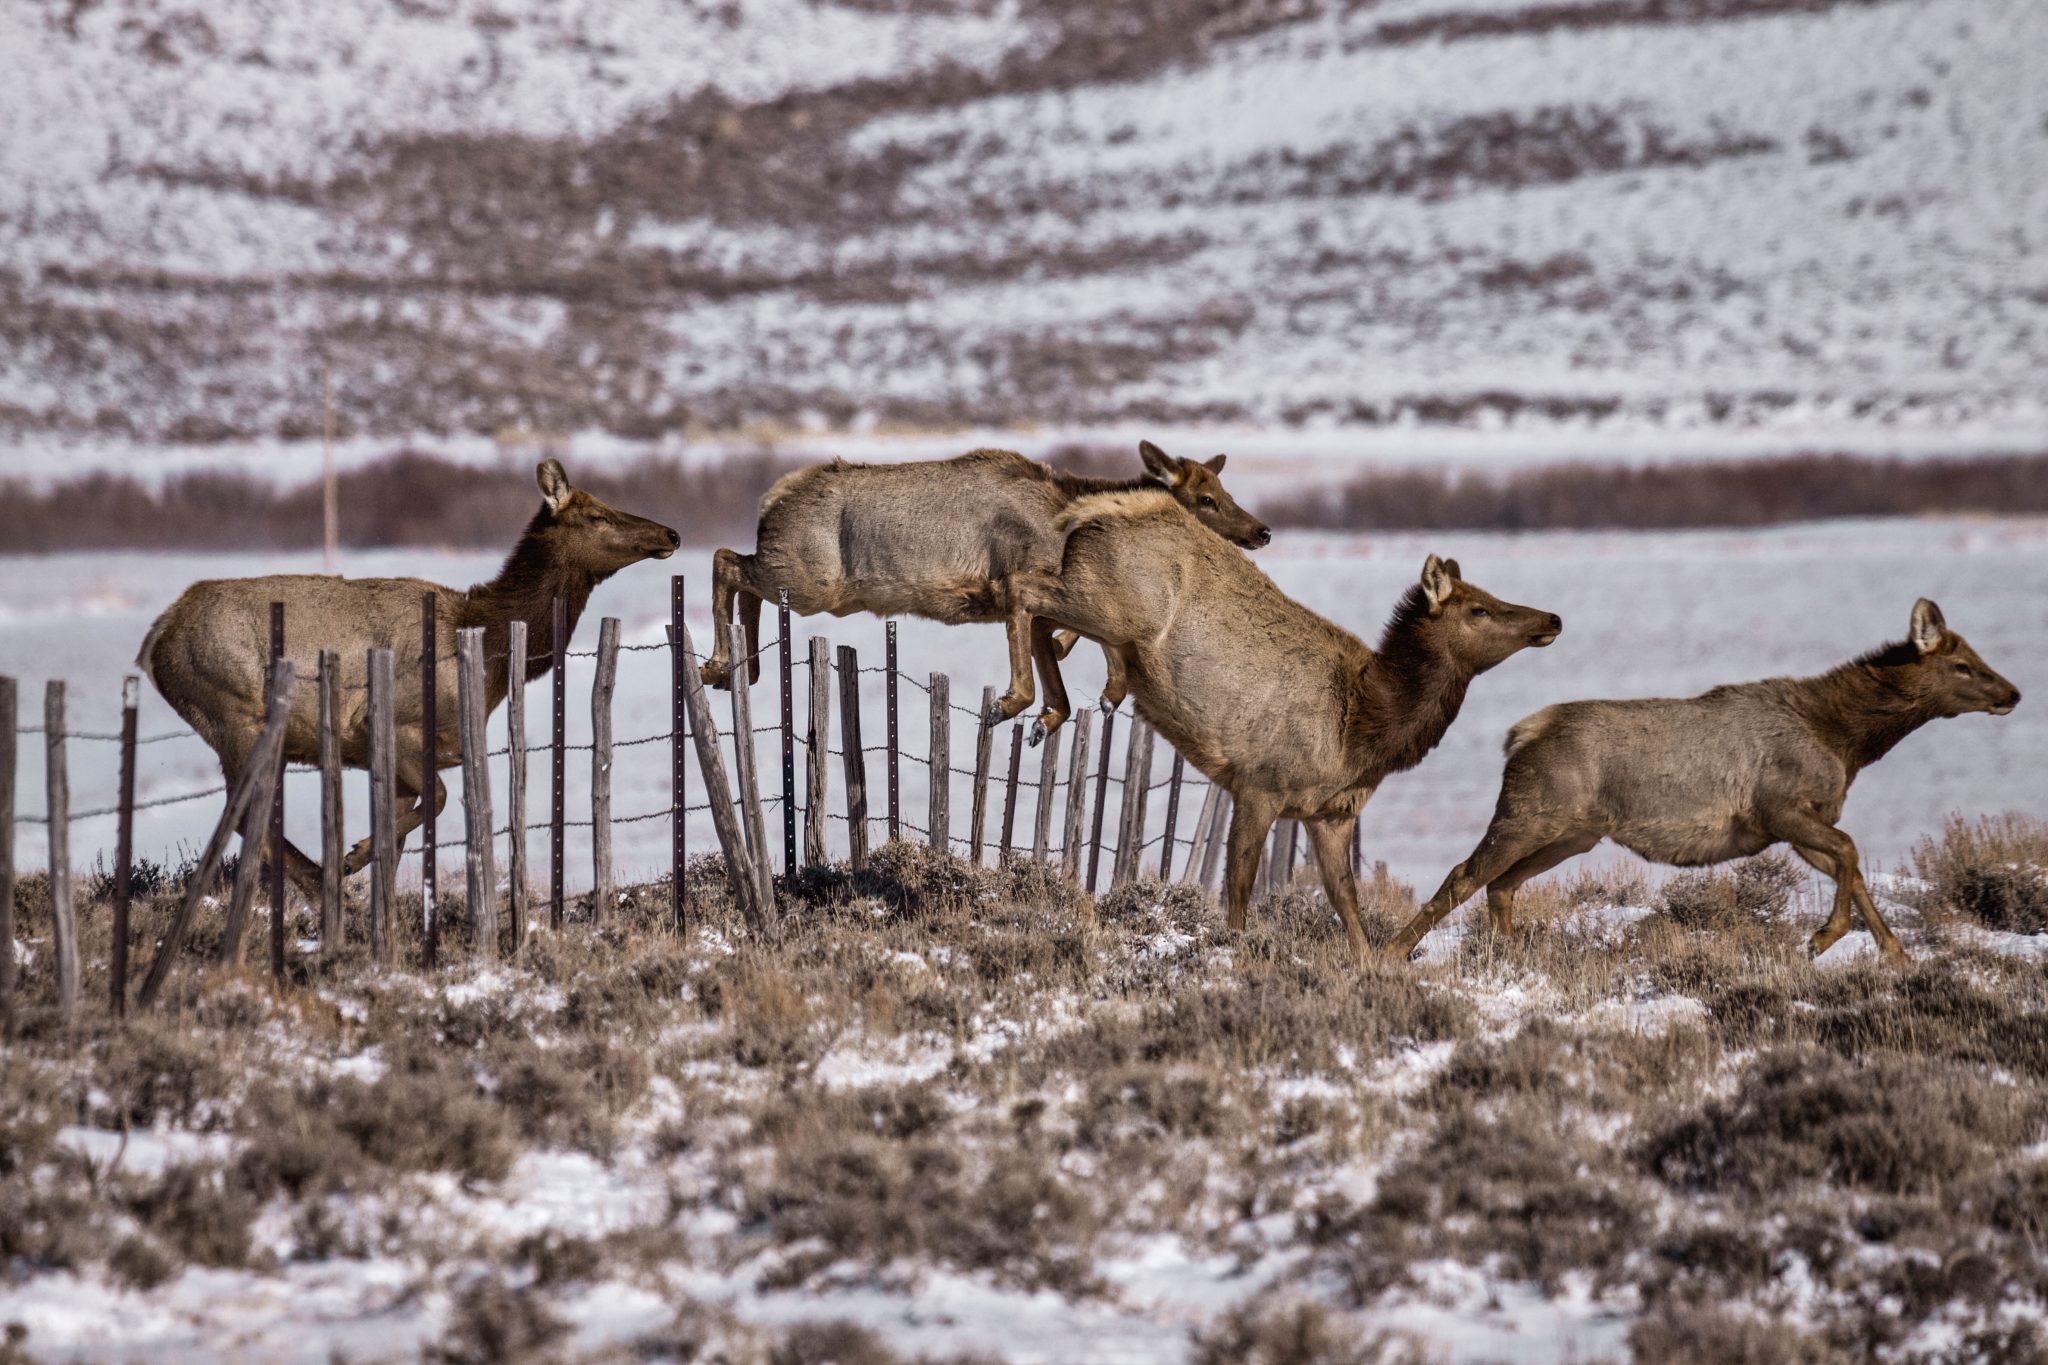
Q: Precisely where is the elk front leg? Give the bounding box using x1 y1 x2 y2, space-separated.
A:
1097 643 1131 713
342 730 449 874
1382 819 1560 963
1304 815 1368 964
700 547 747 689
1222 792 1280 931
1771 810 1907 964
989 584 1037 723
1028 616 1071 743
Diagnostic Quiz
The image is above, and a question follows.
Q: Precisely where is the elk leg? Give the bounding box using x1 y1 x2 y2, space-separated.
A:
1028 617 1070 743
1223 793 1280 931
1772 813 1908 964
700 547 747 689
1382 821 1558 962
1485 835 1599 935
1098 644 1129 713
990 588 1037 723
342 732 449 873
1304 815 1369 964
1052 629 1081 661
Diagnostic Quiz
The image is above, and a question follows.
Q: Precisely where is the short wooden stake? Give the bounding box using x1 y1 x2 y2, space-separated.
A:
927 672 951 852
837 645 869 871
1198 791 1232 891
591 616 620 919
1060 711 1093 883
805 637 831 867
1113 722 1154 888
221 720 284 968
1181 782 1221 886
968 689 996 864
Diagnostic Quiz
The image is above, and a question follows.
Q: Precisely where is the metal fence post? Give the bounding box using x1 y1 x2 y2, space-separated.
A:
550 594 567 931
112 677 138 1017
419 594 436 968
779 591 796 877
0 676 14 1038
671 577 688 929
270 601 288 979
1159 752 1185 880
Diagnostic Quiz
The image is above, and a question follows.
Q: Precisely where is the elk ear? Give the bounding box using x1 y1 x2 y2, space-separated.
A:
1421 554 1456 610
1203 454 1227 474
536 458 572 513
1441 558 1462 581
1910 598 1948 654
1138 440 1181 487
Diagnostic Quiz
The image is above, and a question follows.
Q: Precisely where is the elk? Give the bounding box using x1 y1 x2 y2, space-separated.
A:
1010 494 1560 958
1384 599 2021 964
138 460 680 898
696 442 1269 733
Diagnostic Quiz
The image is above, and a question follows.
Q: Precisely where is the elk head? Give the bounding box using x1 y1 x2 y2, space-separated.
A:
1902 598 2020 717
1139 440 1271 549
532 458 681 576
1417 553 1562 673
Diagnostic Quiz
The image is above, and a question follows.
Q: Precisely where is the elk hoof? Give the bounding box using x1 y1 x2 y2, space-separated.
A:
699 661 731 691
1097 696 1118 715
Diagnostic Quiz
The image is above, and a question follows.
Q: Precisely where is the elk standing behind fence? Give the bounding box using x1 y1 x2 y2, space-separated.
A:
1014 492 1561 961
1384 598 2021 964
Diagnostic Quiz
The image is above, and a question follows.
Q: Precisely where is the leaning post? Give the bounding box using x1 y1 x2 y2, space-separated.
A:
968 689 996 865
997 726 1024 860
368 647 396 962
1086 710 1117 893
727 620 775 914
1158 752 1186 880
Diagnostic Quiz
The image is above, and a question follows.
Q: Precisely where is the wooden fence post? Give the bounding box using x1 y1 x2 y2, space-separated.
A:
504 624 528 947
927 673 950 853
269 602 287 979
1113 722 1154 888
221 717 285 968
837 645 869 871
319 652 344 950
591 616 619 919
368 647 396 962
1181 783 1221 886
727 621 774 914
805 637 830 867
457 628 498 962
1032 725 1062 863
418 595 435 968
550 594 567 931
886 621 900 843
1086 710 1116 892
137 660 297 1010
968 689 996 865
675 623 775 935
998 727 1024 859
1198 791 1231 891
779 591 796 878
45 681 76 1020
1060 711 1092 883
671 579 687 928
111 676 138 1018
1279 819 1299 887
0 677 14 1038
1158 752 1185 880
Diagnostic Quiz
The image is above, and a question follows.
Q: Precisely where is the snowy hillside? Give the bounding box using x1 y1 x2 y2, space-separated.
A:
3 0 2045 447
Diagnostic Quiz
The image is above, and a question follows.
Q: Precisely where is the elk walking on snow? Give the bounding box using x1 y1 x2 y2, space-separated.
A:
138 460 680 900
1008 493 1560 959
1383 599 2021 964
697 442 1269 734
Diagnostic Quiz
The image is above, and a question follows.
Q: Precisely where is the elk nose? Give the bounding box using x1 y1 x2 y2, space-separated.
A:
1252 527 1272 548
1547 613 1563 633
665 528 681 549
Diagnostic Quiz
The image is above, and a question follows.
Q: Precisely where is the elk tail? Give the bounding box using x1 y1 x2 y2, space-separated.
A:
135 607 173 690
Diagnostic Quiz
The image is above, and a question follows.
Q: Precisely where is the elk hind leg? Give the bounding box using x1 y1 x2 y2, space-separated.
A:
1303 815 1369 964
1222 793 1281 931
700 547 751 689
1027 617 1071 744
1774 813 1907 964
1383 818 1561 962
1485 834 1599 935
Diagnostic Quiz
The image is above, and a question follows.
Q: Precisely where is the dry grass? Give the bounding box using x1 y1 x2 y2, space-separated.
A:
2 823 2045 1358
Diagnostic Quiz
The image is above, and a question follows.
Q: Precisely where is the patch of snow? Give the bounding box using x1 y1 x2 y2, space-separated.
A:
54 1126 237 1177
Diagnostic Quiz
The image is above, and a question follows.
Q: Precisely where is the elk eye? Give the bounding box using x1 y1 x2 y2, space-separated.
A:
1469 606 1490 618
1952 662 1973 676
1198 495 1217 508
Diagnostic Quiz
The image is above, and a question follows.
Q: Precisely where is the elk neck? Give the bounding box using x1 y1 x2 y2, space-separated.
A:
1786 641 1946 776
459 508 605 686
1346 586 1475 781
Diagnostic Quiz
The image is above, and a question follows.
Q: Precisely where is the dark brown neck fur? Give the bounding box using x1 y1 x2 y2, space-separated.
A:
1346 585 1476 781
1788 639 1944 775
459 507 605 690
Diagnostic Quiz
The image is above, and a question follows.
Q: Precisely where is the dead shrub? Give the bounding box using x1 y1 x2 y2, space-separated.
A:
484 1032 650 1156
1909 814 2048 933
93 1018 239 1130
1641 1047 2039 1197
425 1272 569 1365
1628 1301 1834 1364
1659 853 1802 929
1189 1295 1420 1365
122 1161 257 1271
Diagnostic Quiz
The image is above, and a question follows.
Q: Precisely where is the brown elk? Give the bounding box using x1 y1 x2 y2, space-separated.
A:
696 442 1269 733
1384 599 2021 964
1010 494 1560 957
138 460 679 898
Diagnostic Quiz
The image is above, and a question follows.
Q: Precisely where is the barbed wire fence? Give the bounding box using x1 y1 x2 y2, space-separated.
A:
0 578 1364 1027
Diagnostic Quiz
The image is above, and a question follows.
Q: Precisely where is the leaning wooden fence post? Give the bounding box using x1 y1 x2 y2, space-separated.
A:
505 623 529 946
368 647 397 962
1032 725 1062 863
1113 722 1155 888
997 727 1024 860
1086 709 1117 892
1181 783 1221 886
136 659 297 1011
837 645 869 871
44 681 76 1020
1158 752 1186 880
0 677 15 1039
418 594 436 968
1197 791 1232 891
111 676 139 1018
221 716 286 968
674 623 774 935
805 637 830 866
726 621 774 914
590 616 620 920
669 578 687 928
779 591 796 877
885 621 901 843
550 594 567 931
270 601 288 979
927 672 950 853
318 652 344 950
968 689 996 865
457 628 498 962
1060 710 1093 883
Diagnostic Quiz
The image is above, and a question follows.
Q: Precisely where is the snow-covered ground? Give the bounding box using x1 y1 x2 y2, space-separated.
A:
4 516 2042 898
